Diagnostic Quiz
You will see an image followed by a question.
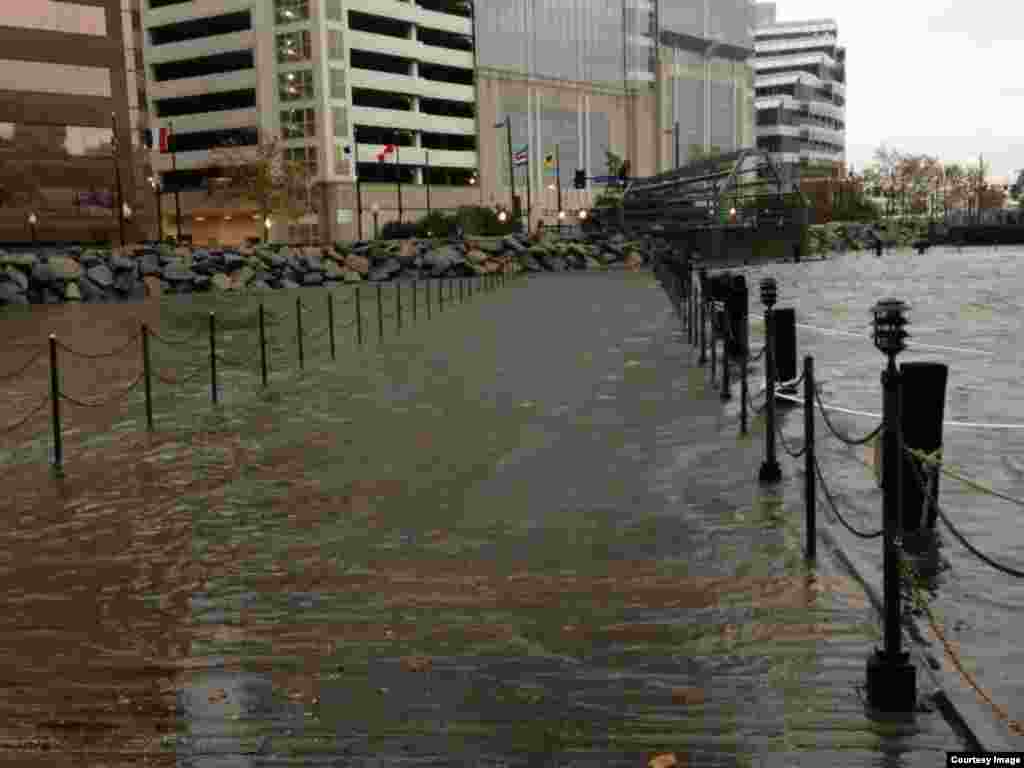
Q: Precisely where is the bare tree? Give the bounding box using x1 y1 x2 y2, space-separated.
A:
208 135 312 238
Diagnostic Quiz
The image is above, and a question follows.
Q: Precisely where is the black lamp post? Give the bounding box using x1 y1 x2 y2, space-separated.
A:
866 298 917 712
149 175 163 242
758 277 782 484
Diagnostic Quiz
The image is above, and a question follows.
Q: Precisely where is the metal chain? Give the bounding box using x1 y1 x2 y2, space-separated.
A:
0 347 46 382
0 396 49 435
908 445 1024 509
149 326 205 347
813 452 884 539
60 371 144 408
814 384 884 446
774 414 807 458
56 334 138 360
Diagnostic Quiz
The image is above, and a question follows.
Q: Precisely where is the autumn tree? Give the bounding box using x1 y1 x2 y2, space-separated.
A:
208 135 312 239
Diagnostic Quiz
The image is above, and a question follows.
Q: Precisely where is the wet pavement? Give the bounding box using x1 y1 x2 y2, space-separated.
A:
0 270 968 765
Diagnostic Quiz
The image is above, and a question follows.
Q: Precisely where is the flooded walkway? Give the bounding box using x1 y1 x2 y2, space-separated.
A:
0 272 965 765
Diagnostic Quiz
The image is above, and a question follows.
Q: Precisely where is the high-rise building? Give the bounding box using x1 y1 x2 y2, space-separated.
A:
0 0 154 244
142 0 758 245
753 5 846 182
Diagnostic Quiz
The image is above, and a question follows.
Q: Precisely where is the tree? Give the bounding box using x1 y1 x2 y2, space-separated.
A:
208 135 312 237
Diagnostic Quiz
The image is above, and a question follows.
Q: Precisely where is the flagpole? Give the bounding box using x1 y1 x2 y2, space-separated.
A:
170 121 182 242
525 148 532 232
555 143 563 217
505 116 517 226
396 137 403 225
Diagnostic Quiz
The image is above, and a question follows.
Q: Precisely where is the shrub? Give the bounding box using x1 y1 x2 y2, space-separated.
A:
380 220 419 240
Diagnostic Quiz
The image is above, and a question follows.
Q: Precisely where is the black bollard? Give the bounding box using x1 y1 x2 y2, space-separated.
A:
396 282 402 334
710 304 717 382
355 286 364 347
758 278 781 484
720 305 731 402
142 324 153 430
377 283 384 340
440 279 445 313
328 292 336 360
740 345 748 435
804 355 816 562
899 362 948 533
773 307 798 392
209 312 218 405
296 296 304 370
727 274 748 358
259 304 268 387
49 335 63 475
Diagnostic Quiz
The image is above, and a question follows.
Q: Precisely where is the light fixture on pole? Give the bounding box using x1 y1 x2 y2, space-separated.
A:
497 208 508 224
149 175 163 242
578 209 588 221
111 111 126 249
495 117 518 228
27 212 37 245
557 208 566 234
370 202 380 239
263 215 272 243
758 277 782 484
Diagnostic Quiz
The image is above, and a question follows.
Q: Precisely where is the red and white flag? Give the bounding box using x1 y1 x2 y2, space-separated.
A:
376 143 397 162
159 127 170 153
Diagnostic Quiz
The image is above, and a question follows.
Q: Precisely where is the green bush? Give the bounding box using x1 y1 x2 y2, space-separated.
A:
407 206 516 238
380 220 419 240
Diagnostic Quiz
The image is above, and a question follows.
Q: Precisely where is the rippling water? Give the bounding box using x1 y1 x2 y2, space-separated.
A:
735 245 1024 727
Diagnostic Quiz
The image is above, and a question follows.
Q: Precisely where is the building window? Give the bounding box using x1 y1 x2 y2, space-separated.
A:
277 30 312 63
288 222 319 244
279 70 314 101
275 0 308 24
281 108 316 139
332 106 348 138
325 0 343 21
328 29 344 60
329 69 346 99
285 145 317 177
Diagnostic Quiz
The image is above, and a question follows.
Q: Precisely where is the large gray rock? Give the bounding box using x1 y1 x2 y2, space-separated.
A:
4 267 28 291
114 271 138 295
301 254 324 272
192 274 212 290
367 266 392 282
1 252 37 268
269 253 287 269
380 257 402 276
302 272 324 286
42 287 63 304
249 280 271 291
86 264 114 288
77 277 105 302
110 255 136 272
282 278 301 290
224 251 245 270
140 252 161 276
521 255 543 272
0 281 26 303
163 264 196 283
503 236 527 253
421 245 460 270
31 262 57 285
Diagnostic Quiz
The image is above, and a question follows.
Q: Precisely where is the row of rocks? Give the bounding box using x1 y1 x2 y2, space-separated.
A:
0 233 660 306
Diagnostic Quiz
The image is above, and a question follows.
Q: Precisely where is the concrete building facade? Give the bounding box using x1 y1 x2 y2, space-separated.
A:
753 4 846 183
0 0 154 244
141 0 758 246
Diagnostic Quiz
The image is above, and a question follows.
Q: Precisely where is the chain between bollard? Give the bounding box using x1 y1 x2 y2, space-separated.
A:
55 334 139 360
812 452 884 539
0 396 49 435
147 326 205 347
59 371 145 408
0 347 47 382
814 385 884 446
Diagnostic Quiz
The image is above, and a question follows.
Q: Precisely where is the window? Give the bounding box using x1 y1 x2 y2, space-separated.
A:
279 70 314 101
281 108 316 139
288 222 319 244
329 69 346 99
332 106 348 138
277 30 311 63
275 0 308 24
328 29 344 60
285 145 317 177
325 0 343 21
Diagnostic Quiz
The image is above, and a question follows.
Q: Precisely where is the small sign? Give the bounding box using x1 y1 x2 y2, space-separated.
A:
336 208 353 224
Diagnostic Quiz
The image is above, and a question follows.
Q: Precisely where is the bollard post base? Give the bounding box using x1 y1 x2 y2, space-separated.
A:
758 460 782 484
866 649 917 713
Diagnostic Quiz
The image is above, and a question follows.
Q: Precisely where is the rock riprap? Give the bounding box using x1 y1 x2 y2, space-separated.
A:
0 233 665 306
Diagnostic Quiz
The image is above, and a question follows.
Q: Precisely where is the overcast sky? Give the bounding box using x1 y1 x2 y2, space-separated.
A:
775 0 1024 179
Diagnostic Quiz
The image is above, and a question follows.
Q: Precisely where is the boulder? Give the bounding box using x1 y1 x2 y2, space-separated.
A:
624 251 644 270
344 254 370 275
86 264 114 288
78 277 106 302
163 264 195 283
42 287 63 304
110 255 136 272
367 266 392 282
521 255 543 272
282 278 301 290
49 256 83 281
0 281 26 304
223 251 245 270
503 236 527 253
249 280 271 291
4 266 28 291
269 253 287 269
114 271 138 295
301 253 324 272
192 275 211 291
174 246 191 260
139 252 161 276
211 273 232 292
303 272 324 286
422 245 460 272
31 262 57 285
143 275 162 298
584 255 603 269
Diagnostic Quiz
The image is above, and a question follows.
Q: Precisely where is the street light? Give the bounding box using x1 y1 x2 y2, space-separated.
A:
866 298 916 712
370 202 380 239
578 209 588 221
497 209 508 224
27 212 37 245
557 209 566 234
149 175 163 242
264 215 272 243
758 277 781 484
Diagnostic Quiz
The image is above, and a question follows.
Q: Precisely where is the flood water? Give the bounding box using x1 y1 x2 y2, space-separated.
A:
0 254 1014 764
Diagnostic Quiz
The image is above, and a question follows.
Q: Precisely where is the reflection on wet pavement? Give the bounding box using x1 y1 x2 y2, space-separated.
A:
0 268 973 764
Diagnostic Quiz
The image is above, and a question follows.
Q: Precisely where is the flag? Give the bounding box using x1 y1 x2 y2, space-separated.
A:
159 127 169 153
377 143 397 162
543 152 555 169
512 146 528 167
